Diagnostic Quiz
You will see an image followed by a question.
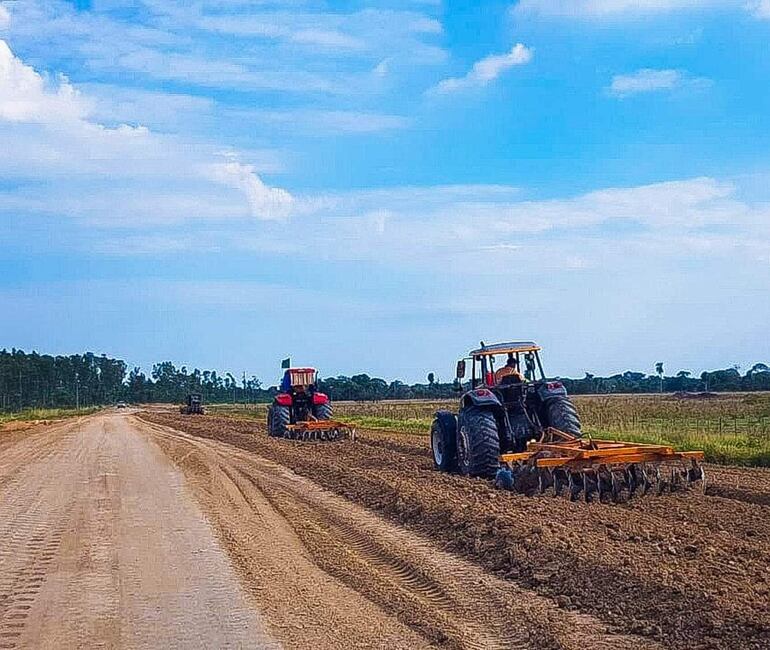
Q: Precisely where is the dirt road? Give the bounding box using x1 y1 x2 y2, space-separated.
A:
0 414 279 649
141 412 770 650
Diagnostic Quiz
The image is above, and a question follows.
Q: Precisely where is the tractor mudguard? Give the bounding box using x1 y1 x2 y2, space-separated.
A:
275 393 293 406
312 392 329 405
537 381 568 401
462 388 502 409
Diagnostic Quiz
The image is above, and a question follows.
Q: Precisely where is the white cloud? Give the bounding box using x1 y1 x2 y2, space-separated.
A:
208 161 294 221
608 68 709 96
610 68 682 96
0 39 292 224
0 40 90 122
430 43 532 94
0 5 10 29
112 48 341 94
749 0 770 18
177 6 442 56
1 1 446 97
373 59 390 78
242 109 410 135
82 84 215 130
254 176 754 270
513 0 742 19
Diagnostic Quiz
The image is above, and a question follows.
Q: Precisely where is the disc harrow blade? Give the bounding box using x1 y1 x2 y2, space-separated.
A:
568 472 584 502
686 459 706 490
496 459 706 504
537 468 554 494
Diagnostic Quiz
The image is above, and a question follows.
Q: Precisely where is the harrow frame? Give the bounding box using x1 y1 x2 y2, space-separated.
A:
500 428 704 468
284 419 356 442
497 428 705 502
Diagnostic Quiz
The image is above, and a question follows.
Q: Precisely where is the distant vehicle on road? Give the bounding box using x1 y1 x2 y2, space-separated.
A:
116 401 128 409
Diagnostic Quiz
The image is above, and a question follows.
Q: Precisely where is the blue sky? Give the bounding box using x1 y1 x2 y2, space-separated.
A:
0 0 769 383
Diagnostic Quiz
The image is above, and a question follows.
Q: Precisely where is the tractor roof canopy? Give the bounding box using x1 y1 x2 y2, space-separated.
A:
469 341 541 358
286 367 318 388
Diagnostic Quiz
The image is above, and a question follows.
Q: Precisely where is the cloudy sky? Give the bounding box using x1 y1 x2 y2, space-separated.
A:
0 0 768 382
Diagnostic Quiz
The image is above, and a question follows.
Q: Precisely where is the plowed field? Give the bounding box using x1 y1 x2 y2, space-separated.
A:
140 411 770 650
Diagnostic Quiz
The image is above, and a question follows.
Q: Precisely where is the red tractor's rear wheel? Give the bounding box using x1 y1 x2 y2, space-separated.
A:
313 401 333 420
268 404 290 438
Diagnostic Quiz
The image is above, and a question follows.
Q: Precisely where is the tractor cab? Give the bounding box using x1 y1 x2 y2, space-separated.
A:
456 342 563 413
457 341 546 389
281 367 318 392
180 392 205 415
448 341 575 459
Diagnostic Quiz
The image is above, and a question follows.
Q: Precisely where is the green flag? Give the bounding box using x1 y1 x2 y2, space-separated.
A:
281 358 291 369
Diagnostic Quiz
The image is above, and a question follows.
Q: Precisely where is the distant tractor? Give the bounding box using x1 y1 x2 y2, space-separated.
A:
179 393 205 415
431 341 704 502
267 367 353 440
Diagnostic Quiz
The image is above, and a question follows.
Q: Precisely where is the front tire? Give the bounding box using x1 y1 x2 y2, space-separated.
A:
431 410 458 472
545 396 582 437
268 404 290 438
456 407 500 478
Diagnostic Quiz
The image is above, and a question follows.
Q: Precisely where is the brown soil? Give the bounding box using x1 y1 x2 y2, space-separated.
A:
141 411 770 650
0 420 54 434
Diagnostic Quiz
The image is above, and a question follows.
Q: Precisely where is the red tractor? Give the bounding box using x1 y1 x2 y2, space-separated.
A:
267 367 352 440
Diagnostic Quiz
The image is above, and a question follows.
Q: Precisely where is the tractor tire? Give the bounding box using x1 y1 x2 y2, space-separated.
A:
456 407 500 478
268 404 291 438
313 402 333 420
430 410 458 472
545 396 582 437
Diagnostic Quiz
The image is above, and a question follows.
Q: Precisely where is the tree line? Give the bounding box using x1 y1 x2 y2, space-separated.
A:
1 348 768 411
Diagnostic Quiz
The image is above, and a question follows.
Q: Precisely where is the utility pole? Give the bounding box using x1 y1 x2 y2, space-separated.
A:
75 371 80 411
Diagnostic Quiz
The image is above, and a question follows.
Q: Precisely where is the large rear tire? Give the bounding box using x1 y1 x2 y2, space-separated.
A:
268 404 291 438
456 407 500 478
313 401 333 420
431 410 458 472
545 396 582 437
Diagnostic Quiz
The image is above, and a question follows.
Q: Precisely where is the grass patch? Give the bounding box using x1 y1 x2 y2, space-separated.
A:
338 415 432 434
0 407 101 426
588 427 770 467
206 404 268 419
